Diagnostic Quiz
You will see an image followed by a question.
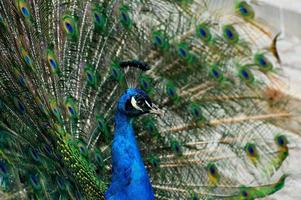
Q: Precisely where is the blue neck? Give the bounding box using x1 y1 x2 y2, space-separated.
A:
114 111 134 137
106 111 154 199
112 111 145 172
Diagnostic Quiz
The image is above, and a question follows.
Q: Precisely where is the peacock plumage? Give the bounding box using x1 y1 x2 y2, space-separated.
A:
0 0 294 199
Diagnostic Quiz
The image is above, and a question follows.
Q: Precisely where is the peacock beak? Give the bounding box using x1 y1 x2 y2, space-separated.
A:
148 103 164 117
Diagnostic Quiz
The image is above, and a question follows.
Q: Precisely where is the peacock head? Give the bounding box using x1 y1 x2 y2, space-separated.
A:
117 88 161 117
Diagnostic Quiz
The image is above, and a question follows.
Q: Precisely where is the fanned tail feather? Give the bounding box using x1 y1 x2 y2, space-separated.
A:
0 0 293 199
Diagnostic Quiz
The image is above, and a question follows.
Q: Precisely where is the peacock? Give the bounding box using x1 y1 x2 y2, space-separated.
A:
0 0 294 199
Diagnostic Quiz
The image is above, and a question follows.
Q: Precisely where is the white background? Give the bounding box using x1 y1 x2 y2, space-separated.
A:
254 1 301 199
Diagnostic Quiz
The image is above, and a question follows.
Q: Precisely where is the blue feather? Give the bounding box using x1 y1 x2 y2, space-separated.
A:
106 89 155 200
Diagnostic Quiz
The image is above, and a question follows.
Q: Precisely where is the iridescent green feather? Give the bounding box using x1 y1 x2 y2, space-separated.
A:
244 143 260 164
170 140 182 156
238 65 255 84
96 115 110 143
152 30 169 50
188 102 206 124
16 0 31 20
119 5 132 29
139 75 154 94
62 15 78 40
50 100 63 124
92 5 107 33
21 47 34 71
209 64 224 82
177 43 193 63
229 175 287 200
206 163 220 185
165 81 179 101
236 1 255 20
47 48 61 76
254 53 274 72
64 96 78 120
84 64 99 89
196 23 213 44
223 25 240 44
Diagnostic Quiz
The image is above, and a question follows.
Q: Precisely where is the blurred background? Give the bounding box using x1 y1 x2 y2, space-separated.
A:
251 0 301 199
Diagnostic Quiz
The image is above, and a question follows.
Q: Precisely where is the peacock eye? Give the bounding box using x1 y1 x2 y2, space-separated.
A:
242 191 249 197
125 95 152 113
125 99 133 111
136 98 144 106
131 96 144 111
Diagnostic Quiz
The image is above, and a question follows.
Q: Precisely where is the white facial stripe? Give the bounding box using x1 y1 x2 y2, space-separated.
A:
145 100 152 109
131 97 143 111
